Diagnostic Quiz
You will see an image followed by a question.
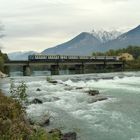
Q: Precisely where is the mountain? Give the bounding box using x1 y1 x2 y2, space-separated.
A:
8 51 37 60
91 30 122 43
43 25 140 55
8 25 140 58
42 32 102 55
101 25 140 51
42 30 122 55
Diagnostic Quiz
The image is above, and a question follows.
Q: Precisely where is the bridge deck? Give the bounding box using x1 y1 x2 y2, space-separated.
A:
4 60 124 66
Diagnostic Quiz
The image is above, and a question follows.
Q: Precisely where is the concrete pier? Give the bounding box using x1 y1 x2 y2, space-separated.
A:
51 65 59 75
23 66 31 76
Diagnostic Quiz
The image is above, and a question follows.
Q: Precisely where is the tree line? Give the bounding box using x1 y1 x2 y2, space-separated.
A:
92 46 140 60
0 50 9 72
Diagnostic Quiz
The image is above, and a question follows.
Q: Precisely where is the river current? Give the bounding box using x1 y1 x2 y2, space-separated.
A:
1 71 140 140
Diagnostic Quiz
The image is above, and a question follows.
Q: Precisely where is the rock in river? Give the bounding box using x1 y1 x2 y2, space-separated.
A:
31 98 43 104
36 88 41 91
88 90 100 96
49 80 58 84
88 95 108 103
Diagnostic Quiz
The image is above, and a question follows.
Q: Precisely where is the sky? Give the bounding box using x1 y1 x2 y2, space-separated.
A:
0 0 140 53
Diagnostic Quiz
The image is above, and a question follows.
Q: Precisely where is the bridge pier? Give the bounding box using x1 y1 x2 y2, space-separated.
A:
51 65 59 75
75 64 85 74
23 66 31 76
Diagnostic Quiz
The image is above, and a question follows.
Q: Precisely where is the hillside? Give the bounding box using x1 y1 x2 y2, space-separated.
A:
42 32 102 55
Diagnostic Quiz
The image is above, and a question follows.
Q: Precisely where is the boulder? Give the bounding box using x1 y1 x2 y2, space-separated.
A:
39 117 50 126
0 71 7 78
49 128 62 138
29 115 50 126
75 87 83 90
49 80 58 84
88 90 99 96
31 98 43 104
36 88 41 91
88 95 107 103
52 97 60 101
62 132 77 140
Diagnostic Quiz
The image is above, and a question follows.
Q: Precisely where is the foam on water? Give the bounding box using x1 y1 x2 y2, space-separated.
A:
1 72 140 140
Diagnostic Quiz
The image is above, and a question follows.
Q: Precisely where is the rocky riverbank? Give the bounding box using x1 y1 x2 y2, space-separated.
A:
0 90 77 140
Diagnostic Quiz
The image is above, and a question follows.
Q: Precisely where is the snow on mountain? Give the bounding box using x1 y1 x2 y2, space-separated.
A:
100 25 140 51
91 29 122 43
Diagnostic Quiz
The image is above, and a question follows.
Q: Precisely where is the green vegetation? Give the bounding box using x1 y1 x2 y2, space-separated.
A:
0 81 61 140
125 59 140 70
92 45 140 59
0 50 9 73
92 46 140 71
10 80 28 104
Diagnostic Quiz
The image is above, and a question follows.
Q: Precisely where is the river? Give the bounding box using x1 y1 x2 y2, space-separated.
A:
1 71 140 140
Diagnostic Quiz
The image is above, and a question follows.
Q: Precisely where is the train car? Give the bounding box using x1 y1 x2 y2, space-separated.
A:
67 55 79 59
105 56 118 61
28 54 47 61
79 56 90 60
60 55 68 59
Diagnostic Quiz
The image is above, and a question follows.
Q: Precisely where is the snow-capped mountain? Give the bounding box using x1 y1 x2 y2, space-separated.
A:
9 25 140 58
43 26 140 55
100 25 140 51
91 29 122 43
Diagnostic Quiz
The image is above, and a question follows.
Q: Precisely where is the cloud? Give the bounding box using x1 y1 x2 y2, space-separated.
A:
0 0 140 53
101 0 130 2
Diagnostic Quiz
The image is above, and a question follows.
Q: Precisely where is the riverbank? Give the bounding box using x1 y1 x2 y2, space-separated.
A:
0 91 60 139
0 87 77 140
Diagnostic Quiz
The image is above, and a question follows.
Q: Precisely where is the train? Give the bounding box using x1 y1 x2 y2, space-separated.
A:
28 54 119 61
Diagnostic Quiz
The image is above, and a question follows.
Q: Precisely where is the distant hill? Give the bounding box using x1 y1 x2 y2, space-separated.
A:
8 51 37 60
42 25 140 55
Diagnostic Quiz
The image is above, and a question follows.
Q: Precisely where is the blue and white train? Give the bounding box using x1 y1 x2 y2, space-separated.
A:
28 54 119 61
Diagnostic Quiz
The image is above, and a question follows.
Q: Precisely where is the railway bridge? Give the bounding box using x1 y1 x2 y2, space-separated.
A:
4 59 125 76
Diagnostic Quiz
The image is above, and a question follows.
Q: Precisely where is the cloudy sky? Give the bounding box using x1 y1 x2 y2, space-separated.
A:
0 0 140 53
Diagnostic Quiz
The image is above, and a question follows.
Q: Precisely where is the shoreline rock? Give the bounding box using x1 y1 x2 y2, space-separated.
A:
49 129 77 140
0 71 7 78
88 95 108 103
62 132 77 140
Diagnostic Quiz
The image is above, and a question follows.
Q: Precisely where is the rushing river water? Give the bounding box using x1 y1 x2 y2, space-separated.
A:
1 71 140 140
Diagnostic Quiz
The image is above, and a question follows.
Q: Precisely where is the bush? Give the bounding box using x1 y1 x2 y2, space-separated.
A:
10 80 28 104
